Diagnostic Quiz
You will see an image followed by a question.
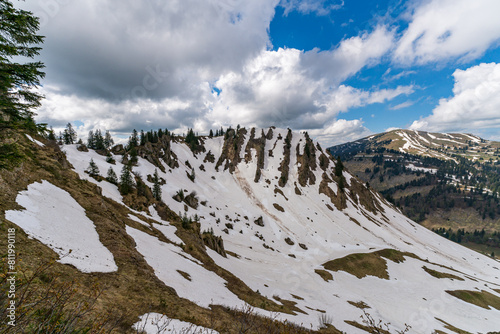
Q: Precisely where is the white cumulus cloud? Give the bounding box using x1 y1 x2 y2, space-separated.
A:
209 45 412 133
410 63 500 132
394 0 500 65
279 0 344 16
309 119 372 146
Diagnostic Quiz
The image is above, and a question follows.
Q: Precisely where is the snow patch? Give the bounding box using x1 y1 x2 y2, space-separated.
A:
5 180 117 273
25 134 45 147
128 214 150 227
133 313 219 334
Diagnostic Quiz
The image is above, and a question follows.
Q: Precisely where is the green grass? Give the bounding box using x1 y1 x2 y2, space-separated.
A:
422 266 464 281
322 249 419 280
347 300 370 309
435 318 472 334
0 143 24 168
314 269 333 282
323 250 389 279
445 290 500 310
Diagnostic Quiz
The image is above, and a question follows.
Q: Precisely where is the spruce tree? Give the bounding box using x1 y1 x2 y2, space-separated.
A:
86 158 100 177
209 129 213 138
129 147 138 166
0 0 45 124
152 169 162 201
119 165 134 195
335 156 344 177
87 130 95 148
140 130 146 146
106 167 118 184
128 129 138 149
104 130 114 149
63 123 77 144
94 129 104 150
47 127 56 141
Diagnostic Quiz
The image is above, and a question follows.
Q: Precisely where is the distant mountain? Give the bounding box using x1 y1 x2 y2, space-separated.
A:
2 126 500 333
330 129 500 162
329 129 500 255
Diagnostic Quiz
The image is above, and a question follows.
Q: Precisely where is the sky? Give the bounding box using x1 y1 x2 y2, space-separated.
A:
14 0 500 146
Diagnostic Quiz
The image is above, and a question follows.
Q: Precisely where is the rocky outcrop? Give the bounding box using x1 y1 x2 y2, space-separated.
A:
278 129 292 187
319 172 347 210
134 134 179 171
215 128 248 173
244 128 267 182
296 133 317 187
202 230 227 257
254 216 264 227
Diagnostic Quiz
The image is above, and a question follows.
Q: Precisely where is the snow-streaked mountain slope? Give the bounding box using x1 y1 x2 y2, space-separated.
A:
59 127 500 333
329 129 500 162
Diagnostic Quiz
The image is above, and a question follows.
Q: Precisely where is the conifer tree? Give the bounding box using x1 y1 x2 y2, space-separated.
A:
87 130 95 148
185 128 199 151
209 129 213 138
63 123 77 144
94 129 104 150
86 158 100 177
0 0 45 124
140 130 146 146
104 130 114 149
128 129 138 149
152 169 162 201
47 127 56 141
119 165 134 195
335 156 344 177
335 156 345 191
106 167 118 184
129 147 138 166
57 131 63 145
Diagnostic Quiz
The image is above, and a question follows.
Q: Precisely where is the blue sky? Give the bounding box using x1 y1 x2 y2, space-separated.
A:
16 0 500 146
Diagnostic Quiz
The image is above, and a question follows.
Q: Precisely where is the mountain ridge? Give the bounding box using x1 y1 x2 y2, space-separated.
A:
2 126 500 333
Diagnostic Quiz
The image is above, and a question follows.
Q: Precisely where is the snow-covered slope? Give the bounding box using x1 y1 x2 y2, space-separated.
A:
23 128 500 333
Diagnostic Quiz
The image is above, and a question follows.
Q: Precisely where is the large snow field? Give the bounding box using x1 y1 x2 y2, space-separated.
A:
62 129 500 333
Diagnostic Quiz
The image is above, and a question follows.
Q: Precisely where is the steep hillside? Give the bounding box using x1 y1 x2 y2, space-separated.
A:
329 129 500 257
2 127 500 333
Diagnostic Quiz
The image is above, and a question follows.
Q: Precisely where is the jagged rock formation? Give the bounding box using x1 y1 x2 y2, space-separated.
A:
215 128 247 173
